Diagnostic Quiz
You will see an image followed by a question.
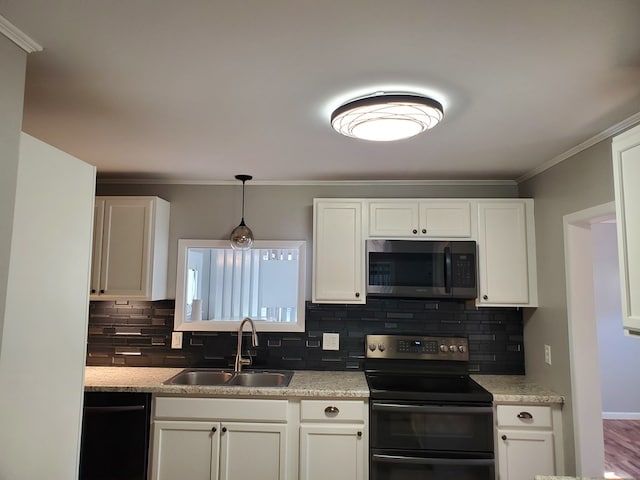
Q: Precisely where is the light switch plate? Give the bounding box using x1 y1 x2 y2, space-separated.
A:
544 344 552 365
171 332 183 349
322 333 340 351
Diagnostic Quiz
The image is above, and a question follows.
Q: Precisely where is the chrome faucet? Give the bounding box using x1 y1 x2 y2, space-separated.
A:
234 317 259 372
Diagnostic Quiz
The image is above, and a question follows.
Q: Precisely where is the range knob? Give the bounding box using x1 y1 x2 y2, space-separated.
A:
378 343 386 352
368 343 377 352
439 344 447 352
449 345 457 352
458 345 466 353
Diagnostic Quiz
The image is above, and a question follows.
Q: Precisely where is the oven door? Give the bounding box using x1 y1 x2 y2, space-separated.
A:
370 401 494 453
371 451 495 480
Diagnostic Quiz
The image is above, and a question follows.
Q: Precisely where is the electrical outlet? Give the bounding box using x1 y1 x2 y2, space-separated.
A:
544 344 552 365
322 333 340 351
171 332 183 349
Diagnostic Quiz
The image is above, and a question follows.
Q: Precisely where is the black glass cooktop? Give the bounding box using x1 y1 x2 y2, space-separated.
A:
366 372 493 404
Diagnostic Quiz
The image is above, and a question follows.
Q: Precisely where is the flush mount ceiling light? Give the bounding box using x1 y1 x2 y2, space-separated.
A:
331 93 444 141
230 174 254 250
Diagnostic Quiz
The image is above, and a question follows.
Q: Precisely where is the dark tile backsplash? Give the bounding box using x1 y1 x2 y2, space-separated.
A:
86 298 524 374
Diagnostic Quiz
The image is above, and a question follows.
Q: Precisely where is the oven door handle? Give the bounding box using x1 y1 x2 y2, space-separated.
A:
372 454 494 466
371 402 493 415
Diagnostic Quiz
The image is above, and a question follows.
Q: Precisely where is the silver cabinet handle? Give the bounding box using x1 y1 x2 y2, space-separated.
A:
324 406 339 415
517 411 533 420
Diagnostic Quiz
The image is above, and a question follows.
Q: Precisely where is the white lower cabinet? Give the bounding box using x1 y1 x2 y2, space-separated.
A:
495 404 563 480
299 399 367 480
150 398 289 480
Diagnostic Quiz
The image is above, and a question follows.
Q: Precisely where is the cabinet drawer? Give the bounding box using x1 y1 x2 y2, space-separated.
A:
496 405 552 428
154 397 288 422
300 400 365 422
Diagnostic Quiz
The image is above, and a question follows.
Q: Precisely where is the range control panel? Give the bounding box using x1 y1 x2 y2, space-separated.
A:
365 334 469 361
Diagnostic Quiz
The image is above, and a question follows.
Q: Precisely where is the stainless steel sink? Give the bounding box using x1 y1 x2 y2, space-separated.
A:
163 369 293 387
226 371 293 387
163 369 233 385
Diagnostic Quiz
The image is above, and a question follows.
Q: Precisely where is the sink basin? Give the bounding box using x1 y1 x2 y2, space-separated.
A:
163 369 293 387
163 369 233 385
227 371 293 387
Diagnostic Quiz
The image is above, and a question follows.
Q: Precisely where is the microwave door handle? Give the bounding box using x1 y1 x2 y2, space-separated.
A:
444 246 452 293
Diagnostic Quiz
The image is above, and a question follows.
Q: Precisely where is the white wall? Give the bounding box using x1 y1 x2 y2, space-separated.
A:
592 222 640 417
0 35 26 353
519 138 617 474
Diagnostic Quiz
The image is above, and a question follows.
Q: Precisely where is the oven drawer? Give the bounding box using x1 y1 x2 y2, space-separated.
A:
371 451 494 480
496 405 552 428
300 400 366 422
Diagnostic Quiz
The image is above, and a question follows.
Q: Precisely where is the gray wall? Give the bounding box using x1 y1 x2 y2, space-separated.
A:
519 138 617 474
0 36 27 355
96 182 518 297
593 222 640 416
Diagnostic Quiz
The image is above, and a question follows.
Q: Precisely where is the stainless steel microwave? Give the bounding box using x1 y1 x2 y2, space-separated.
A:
366 240 477 299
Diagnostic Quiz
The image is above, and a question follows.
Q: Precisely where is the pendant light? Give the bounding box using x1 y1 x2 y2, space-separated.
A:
230 174 254 250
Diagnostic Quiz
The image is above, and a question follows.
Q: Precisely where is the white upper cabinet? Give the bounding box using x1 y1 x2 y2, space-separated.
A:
476 199 537 307
91 196 170 301
613 124 640 336
369 200 471 238
313 199 365 304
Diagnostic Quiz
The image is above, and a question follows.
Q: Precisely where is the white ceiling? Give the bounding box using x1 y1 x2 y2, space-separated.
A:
2 0 640 182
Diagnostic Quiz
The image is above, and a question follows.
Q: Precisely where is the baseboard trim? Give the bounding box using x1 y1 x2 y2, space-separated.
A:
602 412 640 420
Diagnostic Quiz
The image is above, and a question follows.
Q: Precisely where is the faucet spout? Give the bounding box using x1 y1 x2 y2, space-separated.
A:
234 317 258 372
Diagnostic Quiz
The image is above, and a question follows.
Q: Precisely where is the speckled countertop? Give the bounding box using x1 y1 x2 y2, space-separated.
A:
85 367 563 404
534 477 609 480
84 367 369 398
473 375 564 404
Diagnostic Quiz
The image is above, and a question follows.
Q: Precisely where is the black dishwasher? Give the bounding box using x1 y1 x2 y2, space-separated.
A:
79 392 151 480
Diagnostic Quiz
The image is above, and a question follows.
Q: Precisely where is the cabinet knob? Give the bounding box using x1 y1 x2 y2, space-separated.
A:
211 426 217 433
517 411 533 420
501 434 507 441
222 427 227 433
483 295 488 300
100 289 105 294
355 292 360 298
422 229 427 234
324 406 339 415
412 229 418 234
91 289 96 294
357 431 362 438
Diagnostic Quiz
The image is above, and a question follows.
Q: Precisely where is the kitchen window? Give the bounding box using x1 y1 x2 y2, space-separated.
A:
174 239 306 332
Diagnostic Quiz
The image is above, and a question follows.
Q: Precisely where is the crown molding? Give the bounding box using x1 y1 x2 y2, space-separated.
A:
96 178 518 187
0 14 42 53
516 111 640 184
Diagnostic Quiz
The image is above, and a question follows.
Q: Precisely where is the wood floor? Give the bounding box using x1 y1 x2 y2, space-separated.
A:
603 419 640 479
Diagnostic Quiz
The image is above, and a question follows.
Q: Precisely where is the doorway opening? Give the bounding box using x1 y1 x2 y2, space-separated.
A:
564 202 640 479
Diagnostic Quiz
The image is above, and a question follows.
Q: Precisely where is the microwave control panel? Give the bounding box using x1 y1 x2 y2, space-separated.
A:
452 254 476 288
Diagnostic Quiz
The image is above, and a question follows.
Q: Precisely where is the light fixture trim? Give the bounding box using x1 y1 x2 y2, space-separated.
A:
331 93 444 142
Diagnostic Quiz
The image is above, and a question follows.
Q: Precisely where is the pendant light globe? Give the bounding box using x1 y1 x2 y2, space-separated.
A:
230 174 254 250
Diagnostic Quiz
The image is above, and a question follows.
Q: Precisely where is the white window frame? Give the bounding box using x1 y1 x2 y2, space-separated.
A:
174 239 306 332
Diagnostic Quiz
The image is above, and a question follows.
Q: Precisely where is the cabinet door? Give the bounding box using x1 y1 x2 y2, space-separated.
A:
300 424 365 480
313 200 365 303
150 420 220 480
99 197 153 298
613 126 640 335
90 198 105 295
419 201 471 237
369 201 419 237
219 422 287 480
497 429 554 480
477 201 536 306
